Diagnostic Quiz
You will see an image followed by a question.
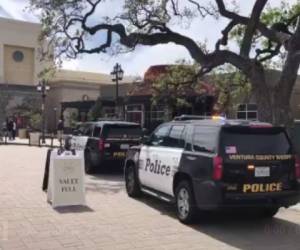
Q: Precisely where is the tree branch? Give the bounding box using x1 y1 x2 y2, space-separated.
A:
215 20 237 50
257 43 281 62
215 0 284 44
240 0 268 57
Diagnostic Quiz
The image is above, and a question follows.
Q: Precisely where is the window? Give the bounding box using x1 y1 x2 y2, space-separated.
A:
237 103 258 120
220 127 291 155
149 125 171 146
103 125 142 139
93 126 101 138
13 51 24 62
165 125 185 148
126 104 144 126
151 105 167 121
126 104 143 111
193 126 219 153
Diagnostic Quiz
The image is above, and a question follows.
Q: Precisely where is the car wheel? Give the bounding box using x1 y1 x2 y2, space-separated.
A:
175 180 197 224
261 207 279 218
125 165 141 197
84 151 95 174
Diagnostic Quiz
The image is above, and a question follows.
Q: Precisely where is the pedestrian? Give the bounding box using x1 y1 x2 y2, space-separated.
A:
7 119 13 140
12 120 17 140
57 119 64 145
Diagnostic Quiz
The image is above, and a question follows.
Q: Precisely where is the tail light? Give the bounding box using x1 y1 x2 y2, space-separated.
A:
99 138 105 152
213 156 223 181
295 155 300 179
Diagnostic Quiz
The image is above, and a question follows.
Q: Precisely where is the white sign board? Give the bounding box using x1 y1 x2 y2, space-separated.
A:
47 150 86 208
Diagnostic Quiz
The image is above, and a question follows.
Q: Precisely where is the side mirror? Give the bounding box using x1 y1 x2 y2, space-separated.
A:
72 130 79 136
142 128 149 135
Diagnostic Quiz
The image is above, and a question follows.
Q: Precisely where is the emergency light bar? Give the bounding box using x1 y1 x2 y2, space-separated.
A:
173 115 226 121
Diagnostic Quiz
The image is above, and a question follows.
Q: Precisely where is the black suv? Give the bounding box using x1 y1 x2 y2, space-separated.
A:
124 116 300 223
71 121 142 173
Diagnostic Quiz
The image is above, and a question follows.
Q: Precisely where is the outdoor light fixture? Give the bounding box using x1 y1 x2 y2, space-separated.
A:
110 63 124 118
111 63 124 82
37 79 50 144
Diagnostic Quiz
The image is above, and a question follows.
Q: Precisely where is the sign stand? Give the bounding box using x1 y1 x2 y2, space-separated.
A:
46 149 86 208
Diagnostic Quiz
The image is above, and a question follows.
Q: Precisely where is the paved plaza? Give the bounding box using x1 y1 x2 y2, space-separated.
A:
1 145 300 250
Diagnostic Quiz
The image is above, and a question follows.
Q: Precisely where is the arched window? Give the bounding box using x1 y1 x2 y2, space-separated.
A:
237 103 258 120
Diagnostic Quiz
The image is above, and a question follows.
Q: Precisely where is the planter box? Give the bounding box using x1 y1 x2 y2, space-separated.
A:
29 132 41 146
18 129 27 139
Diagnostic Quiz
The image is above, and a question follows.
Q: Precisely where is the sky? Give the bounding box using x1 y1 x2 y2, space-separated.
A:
0 0 296 77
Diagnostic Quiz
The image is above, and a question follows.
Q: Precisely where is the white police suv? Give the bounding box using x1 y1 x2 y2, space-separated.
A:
124 115 300 224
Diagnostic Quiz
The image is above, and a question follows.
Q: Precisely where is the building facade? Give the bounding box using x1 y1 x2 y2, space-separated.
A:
0 17 132 133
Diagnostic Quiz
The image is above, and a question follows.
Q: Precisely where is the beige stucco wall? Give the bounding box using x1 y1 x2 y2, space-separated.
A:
50 83 101 103
4 45 34 85
0 17 46 85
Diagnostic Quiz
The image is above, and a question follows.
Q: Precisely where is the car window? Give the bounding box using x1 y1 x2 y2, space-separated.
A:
193 126 219 153
102 124 142 139
149 124 171 146
93 126 101 138
164 125 185 148
220 127 291 156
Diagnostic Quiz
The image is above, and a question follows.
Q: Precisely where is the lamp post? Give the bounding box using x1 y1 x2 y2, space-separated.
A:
53 107 57 134
110 63 124 118
37 79 50 144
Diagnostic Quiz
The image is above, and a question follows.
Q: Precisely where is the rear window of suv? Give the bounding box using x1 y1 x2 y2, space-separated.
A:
103 124 142 139
219 126 291 155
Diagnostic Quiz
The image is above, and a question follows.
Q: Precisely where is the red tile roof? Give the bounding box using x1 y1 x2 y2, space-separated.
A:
127 65 216 97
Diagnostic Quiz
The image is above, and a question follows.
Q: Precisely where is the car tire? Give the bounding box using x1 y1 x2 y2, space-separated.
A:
261 207 279 218
125 165 141 197
175 180 197 224
84 151 95 174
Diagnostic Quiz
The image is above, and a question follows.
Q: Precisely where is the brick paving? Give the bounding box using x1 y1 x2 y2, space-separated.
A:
1 146 300 250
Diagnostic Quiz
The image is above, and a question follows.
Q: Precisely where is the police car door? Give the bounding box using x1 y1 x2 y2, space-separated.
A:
71 123 93 151
139 124 185 196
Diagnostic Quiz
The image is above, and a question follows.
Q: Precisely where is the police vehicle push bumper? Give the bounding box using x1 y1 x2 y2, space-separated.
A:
193 180 300 210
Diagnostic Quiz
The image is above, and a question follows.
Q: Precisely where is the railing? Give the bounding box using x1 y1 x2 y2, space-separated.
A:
0 132 61 148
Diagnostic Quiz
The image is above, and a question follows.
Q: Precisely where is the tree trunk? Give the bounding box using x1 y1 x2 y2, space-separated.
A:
272 91 293 126
272 18 300 127
247 64 273 123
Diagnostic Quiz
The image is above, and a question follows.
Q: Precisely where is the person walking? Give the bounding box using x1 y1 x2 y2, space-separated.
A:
7 119 13 140
12 120 17 140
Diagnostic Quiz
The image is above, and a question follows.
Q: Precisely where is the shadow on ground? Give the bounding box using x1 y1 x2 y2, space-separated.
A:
54 205 94 214
84 171 124 194
137 194 300 250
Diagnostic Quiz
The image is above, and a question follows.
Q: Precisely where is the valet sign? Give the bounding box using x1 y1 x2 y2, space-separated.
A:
47 150 86 207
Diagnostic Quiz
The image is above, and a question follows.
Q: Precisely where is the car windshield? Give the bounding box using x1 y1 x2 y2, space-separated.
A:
103 124 142 139
219 126 291 155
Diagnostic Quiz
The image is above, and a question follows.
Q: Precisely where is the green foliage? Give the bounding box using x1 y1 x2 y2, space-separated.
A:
38 65 56 81
29 113 42 131
88 98 103 121
230 1 300 66
0 89 11 123
261 1 300 27
69 110 79 128
152 60 198 115
10 97 42 130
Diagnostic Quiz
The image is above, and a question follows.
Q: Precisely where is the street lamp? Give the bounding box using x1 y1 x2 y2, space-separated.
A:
110 63 124 118
37 79 50 144
53 107 57 134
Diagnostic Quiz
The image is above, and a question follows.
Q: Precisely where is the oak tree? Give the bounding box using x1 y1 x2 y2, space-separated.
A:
30 0 300 125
